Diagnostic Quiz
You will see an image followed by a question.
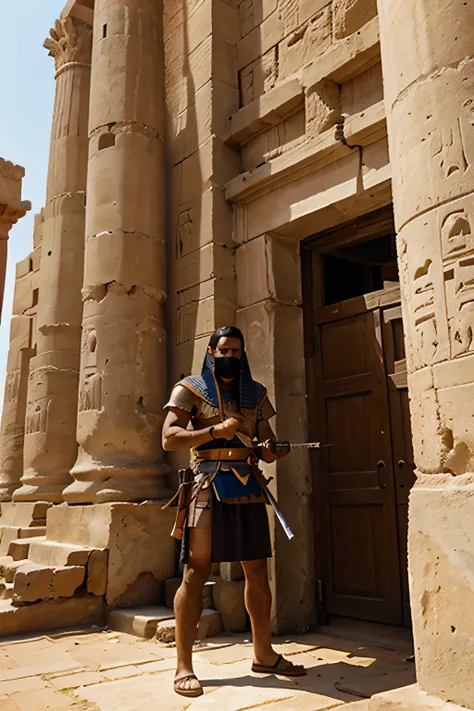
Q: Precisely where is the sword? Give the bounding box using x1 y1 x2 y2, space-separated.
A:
251 467 295 541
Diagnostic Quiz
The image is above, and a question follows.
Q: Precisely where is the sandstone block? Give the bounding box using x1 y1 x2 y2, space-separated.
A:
0 595 104 638
1 558 28 584
13 563 85 603
212 579 247 632
197 609 223 640
220 562 244 582
369 684 466 711
306 80 341 135
0 502 50 526
7 538 38 562
28 540 92 567
12 563 54 603
87 549 108 597
333 0 377 40
156 618 177 643
279 6 332 81
237 9 284 71
0 582 13 600
108 606 175 639
408 478 474 708
45 503 175 609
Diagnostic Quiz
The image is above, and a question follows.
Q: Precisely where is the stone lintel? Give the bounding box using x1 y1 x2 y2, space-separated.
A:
226 100 386 204
60 0 94 24
225 78 304 147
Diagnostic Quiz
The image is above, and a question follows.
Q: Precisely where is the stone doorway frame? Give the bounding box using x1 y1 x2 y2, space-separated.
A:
300 204 416 628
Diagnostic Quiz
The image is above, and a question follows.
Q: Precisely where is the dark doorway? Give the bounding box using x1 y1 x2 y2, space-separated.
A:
302 207 415 627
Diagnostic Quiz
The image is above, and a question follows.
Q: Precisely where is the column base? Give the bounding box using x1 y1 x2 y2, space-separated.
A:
370 684 472 711
63 463 171 504
46 502 176 608
13 482 66 503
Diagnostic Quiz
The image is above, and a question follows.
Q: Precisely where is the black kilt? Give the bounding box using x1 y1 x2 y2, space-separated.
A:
211 490 272 563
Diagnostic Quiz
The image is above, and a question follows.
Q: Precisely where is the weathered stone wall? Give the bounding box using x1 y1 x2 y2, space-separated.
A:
0 216 41 501
164 0 239 390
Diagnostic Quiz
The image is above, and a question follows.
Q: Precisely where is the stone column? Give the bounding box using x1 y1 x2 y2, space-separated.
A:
0 160 30 319
63 0 169 504
0 317 34 501
377 1 474 708
14 17 92 502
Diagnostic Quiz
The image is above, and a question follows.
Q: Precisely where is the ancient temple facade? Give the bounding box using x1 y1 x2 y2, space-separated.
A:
0 0 473 709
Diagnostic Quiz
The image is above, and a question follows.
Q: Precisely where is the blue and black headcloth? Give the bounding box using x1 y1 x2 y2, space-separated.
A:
181 326 265 410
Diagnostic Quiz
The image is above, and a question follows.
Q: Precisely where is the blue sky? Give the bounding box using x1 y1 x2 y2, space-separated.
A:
0 1 65 410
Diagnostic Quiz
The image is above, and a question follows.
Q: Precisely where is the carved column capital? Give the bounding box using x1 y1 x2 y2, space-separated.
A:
44 17 92 78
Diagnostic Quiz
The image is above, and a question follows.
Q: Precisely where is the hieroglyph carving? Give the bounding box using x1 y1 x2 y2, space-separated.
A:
441 209 474 357
412 258 438 368
78 330 102 412
43 17 92 75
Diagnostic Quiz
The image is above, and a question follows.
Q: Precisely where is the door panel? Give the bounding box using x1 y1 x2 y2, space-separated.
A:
314 303 404 624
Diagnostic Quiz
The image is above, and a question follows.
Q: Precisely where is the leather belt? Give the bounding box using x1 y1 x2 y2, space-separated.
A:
194 448 252 462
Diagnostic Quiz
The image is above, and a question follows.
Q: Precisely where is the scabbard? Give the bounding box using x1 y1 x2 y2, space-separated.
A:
166 468 195 541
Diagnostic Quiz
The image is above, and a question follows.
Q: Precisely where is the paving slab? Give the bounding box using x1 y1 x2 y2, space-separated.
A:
0 623 416 711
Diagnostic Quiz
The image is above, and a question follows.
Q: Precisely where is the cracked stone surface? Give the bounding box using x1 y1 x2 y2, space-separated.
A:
0 624 414 710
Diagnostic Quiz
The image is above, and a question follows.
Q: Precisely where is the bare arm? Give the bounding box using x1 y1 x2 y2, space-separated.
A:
257 419 284 463
162 407 241 452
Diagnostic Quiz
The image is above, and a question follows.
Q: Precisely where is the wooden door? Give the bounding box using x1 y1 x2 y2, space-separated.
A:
312 292 405 624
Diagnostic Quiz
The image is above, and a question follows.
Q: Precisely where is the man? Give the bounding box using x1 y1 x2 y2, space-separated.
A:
162 326 306 698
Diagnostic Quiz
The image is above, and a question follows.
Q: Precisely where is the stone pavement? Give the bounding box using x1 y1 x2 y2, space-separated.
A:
0 625 415 710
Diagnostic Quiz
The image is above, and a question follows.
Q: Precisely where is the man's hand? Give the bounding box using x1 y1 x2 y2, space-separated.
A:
213 417 240 440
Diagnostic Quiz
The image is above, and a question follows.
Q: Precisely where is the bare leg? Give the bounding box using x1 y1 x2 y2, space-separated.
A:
241 559 278 666
242 559 306 676
174 521 212 695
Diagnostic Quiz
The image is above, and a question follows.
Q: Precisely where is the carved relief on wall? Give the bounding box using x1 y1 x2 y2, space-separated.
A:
79 329 102 412
440 204 474 357
4 373 20 405
43 17 92 73
25 400 50 435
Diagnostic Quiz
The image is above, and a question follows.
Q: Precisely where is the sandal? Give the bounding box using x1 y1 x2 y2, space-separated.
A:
252 653 307 677
174 673 204 698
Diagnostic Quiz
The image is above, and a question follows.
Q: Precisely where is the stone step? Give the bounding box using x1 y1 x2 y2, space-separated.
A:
164 577 215 609
12 563 86 603
8 537 45 561
0 595 104 638
0 502 51 527
0 581 13 600
108 606 176 639
27 539 93 567
0 557 29 583
155 608 223 643
0 526 46 555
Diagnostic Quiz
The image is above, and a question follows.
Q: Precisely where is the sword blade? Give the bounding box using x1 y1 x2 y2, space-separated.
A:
291 442 334 449
265 486 294 541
